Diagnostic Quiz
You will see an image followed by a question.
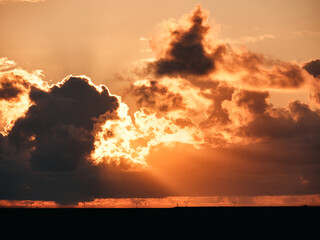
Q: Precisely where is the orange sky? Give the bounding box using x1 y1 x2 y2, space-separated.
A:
0 1 320 207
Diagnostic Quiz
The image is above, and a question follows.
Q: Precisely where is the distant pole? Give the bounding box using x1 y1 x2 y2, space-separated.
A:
232 200 238 207
184 200 190 207
135 200 140 208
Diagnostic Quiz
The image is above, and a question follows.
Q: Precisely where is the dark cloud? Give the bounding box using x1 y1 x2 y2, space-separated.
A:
8 76 119 171
235 90 270 115
0 158 169 205
200 83 234 128
303 59 320 78
152 6 215 77
0 72 31 100
0 133 4 159
303 59 320 105
226 50 306 89
131 80 185 112
238 100 320 145
266 63 306 88
0 80 23 100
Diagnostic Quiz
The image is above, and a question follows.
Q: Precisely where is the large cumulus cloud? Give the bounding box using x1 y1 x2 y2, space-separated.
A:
8 76 119 171
0 73 169 204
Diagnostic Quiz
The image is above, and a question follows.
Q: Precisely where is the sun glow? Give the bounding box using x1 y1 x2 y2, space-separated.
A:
91 98 205 168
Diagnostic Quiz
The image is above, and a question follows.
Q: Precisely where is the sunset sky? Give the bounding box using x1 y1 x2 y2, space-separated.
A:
0 0 320 207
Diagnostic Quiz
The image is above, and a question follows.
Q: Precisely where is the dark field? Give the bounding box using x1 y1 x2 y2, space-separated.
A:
1 206 319 229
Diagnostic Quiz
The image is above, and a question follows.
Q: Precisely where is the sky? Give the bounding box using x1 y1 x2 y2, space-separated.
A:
0 0 320 207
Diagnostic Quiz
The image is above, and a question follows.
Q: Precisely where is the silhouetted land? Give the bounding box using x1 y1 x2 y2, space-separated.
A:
1 206 319 229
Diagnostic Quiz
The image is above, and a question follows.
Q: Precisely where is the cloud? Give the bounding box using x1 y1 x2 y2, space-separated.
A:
150 6 215 77
303 59 320 78
0 156 169 205
303 59 320 105
222 34 275 45
0 0 45 3
0 62 47 135
0 71 44 101
234 90 270 115
0 73 169 204
0 79 23 100
131 79 185 112
0 57 16 72
212 47 307 89
199 82 234 128
8 76 119 171
290 31 320 38
145 7 306 91
237 100 320 144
